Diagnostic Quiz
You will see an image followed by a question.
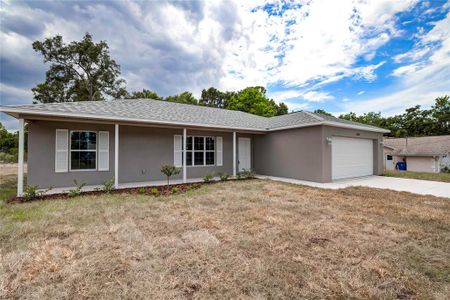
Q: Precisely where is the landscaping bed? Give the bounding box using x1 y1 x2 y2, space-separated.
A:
8 182 206 203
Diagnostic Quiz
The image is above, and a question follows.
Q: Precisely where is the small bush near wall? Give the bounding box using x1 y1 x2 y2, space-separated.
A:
67 180 86 198
219 172 230 181
203 172 214 183
23 185 52 201
237 169 255 180
160 165 181 185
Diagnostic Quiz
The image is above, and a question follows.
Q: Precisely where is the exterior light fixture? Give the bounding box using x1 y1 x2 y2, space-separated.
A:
326 137 332 145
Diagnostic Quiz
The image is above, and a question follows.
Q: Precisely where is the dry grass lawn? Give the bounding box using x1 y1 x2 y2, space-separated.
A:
1 179 449 299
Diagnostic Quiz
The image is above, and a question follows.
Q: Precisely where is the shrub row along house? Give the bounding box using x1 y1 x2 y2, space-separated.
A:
1 99 389 196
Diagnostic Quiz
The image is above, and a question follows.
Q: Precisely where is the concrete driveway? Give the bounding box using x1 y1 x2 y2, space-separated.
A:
257 175 450 198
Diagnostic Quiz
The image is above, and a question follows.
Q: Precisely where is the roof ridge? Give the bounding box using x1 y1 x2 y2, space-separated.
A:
303 111 324 121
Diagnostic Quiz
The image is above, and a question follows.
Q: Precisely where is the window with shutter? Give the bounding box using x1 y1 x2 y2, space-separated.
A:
174 135 182 167
98 131 109 171
216 136 223 166
55 129 69 173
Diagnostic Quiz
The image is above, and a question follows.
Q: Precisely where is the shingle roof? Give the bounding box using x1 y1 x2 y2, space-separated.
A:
384 135 450 156
0 99 389 132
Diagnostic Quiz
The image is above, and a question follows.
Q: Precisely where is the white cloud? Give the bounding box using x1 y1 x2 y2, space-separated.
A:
393 47 430 63
302 91 334 102
357 91 365 95
220 0 417 90
391 63 421 77
347 11 450 115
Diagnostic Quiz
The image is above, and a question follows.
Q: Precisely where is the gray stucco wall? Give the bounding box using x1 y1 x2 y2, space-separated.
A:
27 120 254 188
253 126 324 182
27 120 383 188
27 121 115 188
119 127 246 183
253 125 384 183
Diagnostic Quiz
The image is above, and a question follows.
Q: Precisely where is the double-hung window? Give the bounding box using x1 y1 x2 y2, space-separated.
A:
185 136 215 166
70 131 97 170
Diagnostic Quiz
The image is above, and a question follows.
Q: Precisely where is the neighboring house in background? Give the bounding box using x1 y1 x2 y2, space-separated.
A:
1 99 389 196
384 135 450 173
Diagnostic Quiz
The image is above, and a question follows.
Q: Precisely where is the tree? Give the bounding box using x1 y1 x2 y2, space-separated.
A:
275 101 289 116
160 165 181 185
314 109 333 116
227 86 287 117
32 33 127 103
199 87 231 108
128 89 162 100
430 95 450 135
165 91 198 105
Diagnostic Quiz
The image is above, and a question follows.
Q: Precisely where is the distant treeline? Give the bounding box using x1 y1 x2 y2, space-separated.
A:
314 95 449 137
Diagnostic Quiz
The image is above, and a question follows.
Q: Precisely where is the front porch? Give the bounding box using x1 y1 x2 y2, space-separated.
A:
17 118 258 197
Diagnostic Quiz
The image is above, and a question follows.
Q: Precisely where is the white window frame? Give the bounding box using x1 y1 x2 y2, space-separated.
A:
185 136 216 167
69 130 98 172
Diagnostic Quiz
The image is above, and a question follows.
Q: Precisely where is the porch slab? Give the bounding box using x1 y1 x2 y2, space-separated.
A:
256 175 450 198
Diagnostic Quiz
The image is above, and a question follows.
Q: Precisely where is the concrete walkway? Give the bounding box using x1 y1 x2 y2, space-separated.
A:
257 175 450 198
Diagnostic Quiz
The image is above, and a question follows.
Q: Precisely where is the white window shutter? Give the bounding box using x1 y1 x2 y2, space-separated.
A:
216 136 223 166
98 131 109 171
174 135 182 167
55 129 68 173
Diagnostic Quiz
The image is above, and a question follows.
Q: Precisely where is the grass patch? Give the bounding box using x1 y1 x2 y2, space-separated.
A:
1 180 449 299
383 170 450 182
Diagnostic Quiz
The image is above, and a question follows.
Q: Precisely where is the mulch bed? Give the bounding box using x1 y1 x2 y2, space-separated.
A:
9 182 207 203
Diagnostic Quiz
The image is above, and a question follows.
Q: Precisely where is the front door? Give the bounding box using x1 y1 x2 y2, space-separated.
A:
238 137 251 171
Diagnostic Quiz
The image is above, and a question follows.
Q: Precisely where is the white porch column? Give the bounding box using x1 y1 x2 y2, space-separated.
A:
114 124 119 189
17 118 24 197
233 131 236 177
183 128 187 183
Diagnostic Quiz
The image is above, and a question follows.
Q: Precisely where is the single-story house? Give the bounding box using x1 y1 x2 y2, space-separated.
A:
384 135 450 173
1 99 389 196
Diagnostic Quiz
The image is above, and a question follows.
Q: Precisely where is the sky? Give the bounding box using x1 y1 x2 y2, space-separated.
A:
1 0 449 130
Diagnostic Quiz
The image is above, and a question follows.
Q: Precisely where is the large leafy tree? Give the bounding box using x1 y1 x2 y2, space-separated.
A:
165 91 198 105
199 87 231 108
128 89 162 100
431 95 450 135
227 86 288 117
32 33 127 103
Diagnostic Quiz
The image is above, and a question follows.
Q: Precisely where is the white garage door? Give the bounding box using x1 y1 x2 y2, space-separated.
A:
332 137 373 180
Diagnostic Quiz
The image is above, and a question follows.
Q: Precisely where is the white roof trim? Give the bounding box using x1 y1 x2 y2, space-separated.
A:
269 120 389 133
1 106 390 133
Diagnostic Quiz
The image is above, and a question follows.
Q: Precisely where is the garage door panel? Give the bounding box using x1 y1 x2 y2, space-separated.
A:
332 137 373 180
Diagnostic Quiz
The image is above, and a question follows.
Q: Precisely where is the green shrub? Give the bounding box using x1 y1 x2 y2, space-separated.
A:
23 185 51 201
102 178 115 193
219 172 229 181
191 183 200 189
0 152 16 163
160 165 181 185
138 187 147 194
237 169 255 180
150 187 159 196
441 166 450 174
171 187 178 194
203 172 214 183
67 180 86 197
